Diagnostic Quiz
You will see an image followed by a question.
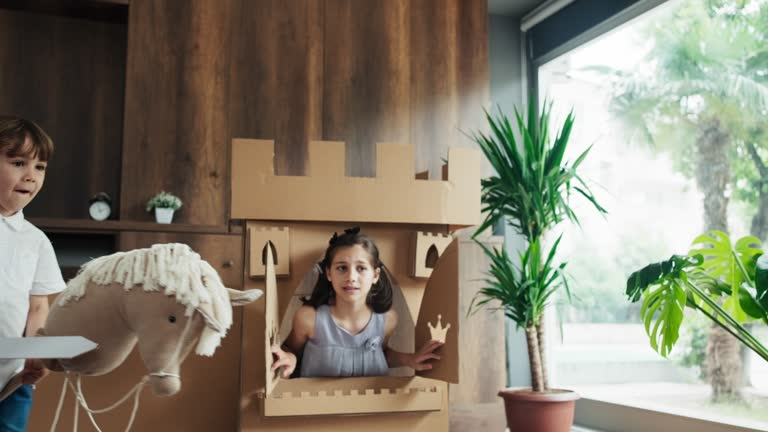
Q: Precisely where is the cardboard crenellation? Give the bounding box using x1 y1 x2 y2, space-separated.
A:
409 231 454 278
267 376 442 398
231 138 481 226
263 383 445 417
273 386 438 400
248 226 290 277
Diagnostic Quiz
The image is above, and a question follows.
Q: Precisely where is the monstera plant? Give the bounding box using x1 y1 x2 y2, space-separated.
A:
626 231 768 364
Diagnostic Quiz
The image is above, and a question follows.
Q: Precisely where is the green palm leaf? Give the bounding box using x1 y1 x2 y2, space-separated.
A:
470 99 607 242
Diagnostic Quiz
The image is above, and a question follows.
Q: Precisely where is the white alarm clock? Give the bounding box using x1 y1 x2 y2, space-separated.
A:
88 192 112 221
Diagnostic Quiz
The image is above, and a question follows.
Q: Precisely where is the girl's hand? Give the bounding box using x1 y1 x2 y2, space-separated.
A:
270 345 297 378
21 358 48 385
408 340 444 371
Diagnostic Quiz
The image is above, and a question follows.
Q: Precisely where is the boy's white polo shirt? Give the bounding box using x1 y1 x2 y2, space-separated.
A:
0 211 66 391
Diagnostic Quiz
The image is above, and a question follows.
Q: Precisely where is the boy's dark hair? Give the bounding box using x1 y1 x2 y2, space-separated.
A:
302 227 394 313
0 115 54 161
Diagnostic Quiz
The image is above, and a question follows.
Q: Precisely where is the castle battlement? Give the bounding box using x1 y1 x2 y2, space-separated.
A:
262 376 444 417
231 139 480 226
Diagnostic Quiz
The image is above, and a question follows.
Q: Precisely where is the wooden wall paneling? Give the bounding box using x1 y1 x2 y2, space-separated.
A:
121 0 234 225
455 0 490 160
117 231 244 289
0 9 126 219
29 315 245 432
323 0 411 178
28 231 244 432
409 0 489 180
229 0 323 176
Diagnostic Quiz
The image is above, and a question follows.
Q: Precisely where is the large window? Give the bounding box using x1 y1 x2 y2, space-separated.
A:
536 0 768 429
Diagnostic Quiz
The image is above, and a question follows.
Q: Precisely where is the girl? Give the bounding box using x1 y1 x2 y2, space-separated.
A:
270 227 443 378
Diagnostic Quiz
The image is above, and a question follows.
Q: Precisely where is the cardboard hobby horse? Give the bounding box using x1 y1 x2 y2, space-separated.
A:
231 139 481 432
1 243 262 430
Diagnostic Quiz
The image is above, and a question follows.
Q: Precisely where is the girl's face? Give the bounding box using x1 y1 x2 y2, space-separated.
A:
326 244 380 306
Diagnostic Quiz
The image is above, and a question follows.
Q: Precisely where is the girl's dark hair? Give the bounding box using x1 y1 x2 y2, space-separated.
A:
0 116 54 161
302 227 393 313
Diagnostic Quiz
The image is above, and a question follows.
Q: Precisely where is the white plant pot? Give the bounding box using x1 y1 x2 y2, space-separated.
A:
155 208 175 224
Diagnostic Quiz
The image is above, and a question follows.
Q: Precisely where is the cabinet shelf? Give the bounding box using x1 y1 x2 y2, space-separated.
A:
0 0 129 22
29 218 243 235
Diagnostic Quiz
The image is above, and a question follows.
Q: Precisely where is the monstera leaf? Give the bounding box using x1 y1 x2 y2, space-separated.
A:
689 231 762 321
756 253 768 310
626 255 702 301
626 233 768 362
626 255 702 357
743 254 768 324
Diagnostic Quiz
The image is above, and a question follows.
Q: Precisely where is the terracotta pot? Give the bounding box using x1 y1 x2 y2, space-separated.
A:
498 387 579 432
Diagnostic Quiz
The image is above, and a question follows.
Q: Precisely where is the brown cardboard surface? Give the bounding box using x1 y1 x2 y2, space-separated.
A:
264 376 442 416
239 222 459 430
264 245 280 396
409 231 454 278
231 139 481 226
241 380 449 432
234 140 478 431
416 239 460 384
248 226 290 277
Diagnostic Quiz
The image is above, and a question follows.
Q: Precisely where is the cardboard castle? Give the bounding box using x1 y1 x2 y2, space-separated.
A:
231 139 480 431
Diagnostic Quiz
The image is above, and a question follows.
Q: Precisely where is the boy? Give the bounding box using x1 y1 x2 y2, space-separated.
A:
0 116 66 431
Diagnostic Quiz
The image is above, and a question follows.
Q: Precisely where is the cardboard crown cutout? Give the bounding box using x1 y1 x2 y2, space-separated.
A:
39 243 262 396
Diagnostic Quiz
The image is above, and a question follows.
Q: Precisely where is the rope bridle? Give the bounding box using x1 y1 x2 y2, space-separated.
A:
48 313 198 432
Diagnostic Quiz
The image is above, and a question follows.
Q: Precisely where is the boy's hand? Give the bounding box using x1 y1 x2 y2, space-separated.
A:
408 340 444 371
270 345 297 378
20 358 49 386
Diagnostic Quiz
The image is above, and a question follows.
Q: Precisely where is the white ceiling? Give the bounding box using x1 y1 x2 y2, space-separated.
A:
488 0 547 16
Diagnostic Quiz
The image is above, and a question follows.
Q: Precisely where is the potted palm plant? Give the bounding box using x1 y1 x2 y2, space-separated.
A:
626 231 768 377
468 99 606 432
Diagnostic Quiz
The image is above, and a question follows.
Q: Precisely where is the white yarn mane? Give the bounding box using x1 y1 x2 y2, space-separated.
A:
60 243 231 356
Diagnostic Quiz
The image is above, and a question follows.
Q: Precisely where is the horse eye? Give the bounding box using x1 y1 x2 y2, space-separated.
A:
168 315 177 323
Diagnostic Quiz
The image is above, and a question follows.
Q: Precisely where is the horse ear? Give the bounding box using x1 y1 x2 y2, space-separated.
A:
227 288 263 306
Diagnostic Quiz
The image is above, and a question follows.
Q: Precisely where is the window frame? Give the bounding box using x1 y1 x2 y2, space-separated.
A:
524 1 767 431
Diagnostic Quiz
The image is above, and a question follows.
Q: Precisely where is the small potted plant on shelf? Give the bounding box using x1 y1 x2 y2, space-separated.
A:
145 191 182 224
467 99 606 432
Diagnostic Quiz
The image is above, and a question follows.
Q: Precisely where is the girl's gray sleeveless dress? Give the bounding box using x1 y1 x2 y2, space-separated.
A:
300 304 390 377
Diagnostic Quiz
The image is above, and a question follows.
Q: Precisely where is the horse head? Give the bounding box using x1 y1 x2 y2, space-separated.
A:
41 243 262 396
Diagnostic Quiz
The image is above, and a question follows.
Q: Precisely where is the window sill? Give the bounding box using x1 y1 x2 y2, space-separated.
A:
575 397 766 432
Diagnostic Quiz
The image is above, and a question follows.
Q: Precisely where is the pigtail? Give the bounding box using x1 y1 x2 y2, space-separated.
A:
367 263 393 313
301 263 334 308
